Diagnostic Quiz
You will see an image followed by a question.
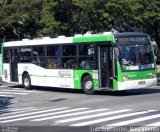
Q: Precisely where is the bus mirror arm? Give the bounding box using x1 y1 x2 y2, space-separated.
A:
154 56 157 61
114 47 120 58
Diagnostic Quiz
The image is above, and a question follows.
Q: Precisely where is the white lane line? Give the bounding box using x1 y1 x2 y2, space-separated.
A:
1 108 42 116
105 111 160 126
1 90 39 93
0 107 70 121
71 110 157 127
129 121 160 132
0 108 89 123
0 107 35 112
0 85 14 88
32 109 108 121
0 94 13 97
145 122 160 126
54 109 132 125
0 92 29 95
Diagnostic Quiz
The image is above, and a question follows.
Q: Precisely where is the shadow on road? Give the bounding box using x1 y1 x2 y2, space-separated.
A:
0 96 14 115
9 85 84 94
96 88 160 96
7 85 160 96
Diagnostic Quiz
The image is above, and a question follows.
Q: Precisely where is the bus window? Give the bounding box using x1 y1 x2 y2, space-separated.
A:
62 45 77 69
78 57 95 69
79 44 95 55
62 45 76 56
47 46 62 68
47 46 61 57
32 46 46 68
3 48 9 63
20 47 31 62
62 57 77 68
78 44 95 69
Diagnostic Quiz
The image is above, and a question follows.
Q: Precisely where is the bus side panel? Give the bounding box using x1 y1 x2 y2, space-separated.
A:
113 61 123 91
18 64 75 88
73 70 99 90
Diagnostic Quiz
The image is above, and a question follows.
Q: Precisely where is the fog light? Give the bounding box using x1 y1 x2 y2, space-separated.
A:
123 75 129 81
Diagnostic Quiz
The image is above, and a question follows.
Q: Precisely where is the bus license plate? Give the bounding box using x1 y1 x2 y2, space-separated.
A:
138 81 145 85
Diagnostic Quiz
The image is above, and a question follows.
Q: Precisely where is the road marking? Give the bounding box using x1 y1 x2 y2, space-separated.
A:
0 92 29 95
1 108 42 116
54 109 132 125
104 111 160 126
0 107 70 121
0 107 35 112
0 94 13 97
32 109 108 121
71 110 157 127
0 108 89 123
129 122 160 132
145 122 160 126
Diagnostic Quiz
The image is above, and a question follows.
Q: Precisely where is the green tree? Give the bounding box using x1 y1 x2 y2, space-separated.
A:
105 0 160 45
0 0 159 47
0 0 43 40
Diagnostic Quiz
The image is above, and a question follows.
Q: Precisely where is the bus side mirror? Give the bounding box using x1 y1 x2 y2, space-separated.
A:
155 56 157 61
114 47 119 58
155 56 159 64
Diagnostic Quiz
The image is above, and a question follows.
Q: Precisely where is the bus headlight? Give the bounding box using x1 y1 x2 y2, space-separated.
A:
123 75 130 81
151 73 156 78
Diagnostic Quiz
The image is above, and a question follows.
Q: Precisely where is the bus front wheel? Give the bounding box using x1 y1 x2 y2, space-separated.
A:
82 76 95 95
23 74 31 90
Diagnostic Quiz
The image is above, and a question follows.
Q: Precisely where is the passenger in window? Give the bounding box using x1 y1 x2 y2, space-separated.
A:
80 59 86 68
32 51 40 65
48 60 55 69
56 58 62 68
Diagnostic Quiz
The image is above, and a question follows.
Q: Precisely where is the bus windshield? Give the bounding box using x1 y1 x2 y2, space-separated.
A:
119 43 154 71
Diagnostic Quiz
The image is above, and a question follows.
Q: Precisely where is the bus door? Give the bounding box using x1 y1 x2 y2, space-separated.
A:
9 49 19 82
98 46 113 89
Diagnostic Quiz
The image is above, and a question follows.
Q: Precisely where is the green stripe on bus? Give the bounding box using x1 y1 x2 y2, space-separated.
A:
73 35 115 43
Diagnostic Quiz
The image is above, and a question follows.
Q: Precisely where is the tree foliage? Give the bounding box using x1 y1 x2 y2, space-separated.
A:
0 0 159 47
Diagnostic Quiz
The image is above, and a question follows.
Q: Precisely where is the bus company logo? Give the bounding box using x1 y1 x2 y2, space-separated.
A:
58 70 72 77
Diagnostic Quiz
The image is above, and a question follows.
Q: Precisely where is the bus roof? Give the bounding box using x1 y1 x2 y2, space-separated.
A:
4 32 115 47
114 32 149 37
3 32 149 47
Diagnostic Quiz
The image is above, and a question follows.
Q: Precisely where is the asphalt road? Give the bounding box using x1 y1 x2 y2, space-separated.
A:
0 83 160 132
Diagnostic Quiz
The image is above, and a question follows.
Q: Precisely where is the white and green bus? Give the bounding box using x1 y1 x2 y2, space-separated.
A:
0 32 157 94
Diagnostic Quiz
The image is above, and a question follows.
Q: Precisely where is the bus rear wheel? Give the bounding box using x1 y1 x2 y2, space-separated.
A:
82 76 95 95
23 74 32 90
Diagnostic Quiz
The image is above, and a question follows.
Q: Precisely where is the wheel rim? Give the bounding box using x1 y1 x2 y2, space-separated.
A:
24 78 29 87
85 81 93 90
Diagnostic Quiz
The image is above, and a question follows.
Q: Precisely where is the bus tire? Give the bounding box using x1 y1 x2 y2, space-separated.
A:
23 74 32 90
82 76 95 95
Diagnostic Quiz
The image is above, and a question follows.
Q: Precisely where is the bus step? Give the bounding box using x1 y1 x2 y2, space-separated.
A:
100 87 113 91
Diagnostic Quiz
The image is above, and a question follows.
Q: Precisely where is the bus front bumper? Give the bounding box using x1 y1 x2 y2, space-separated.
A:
117 78 157 91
